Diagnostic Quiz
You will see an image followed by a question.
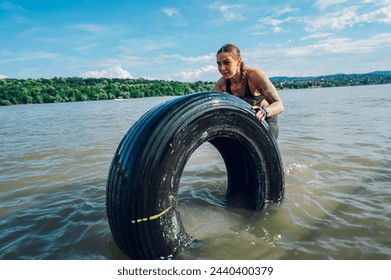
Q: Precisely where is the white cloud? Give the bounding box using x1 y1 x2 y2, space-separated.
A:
183 54 215 63
315 0 348 10
162 8 181 17
363 0 391 4
80 66 133 79
251 31 268 36
170 65 217 82
256 33 391 58
255 5 299 33
244 33 391 76
300 33 334 40
69 23 107 34
306 4 391 31
361 4 391 24
0 74 8 79
273 26 283 33
161 7 187 26
275 6 300 16
257 16 295 33
209 2 245 21
160 53 214 63
307 6 359 31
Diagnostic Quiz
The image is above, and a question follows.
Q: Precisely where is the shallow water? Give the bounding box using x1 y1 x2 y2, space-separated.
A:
0 84 390 259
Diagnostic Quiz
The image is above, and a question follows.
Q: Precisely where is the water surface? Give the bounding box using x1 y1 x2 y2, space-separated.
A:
0 85 390 259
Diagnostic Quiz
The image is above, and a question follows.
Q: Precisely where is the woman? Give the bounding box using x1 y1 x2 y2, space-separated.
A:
214 43 284 139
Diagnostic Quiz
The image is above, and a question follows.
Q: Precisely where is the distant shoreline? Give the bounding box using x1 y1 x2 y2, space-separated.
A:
1 71 390 106
270 70 391 90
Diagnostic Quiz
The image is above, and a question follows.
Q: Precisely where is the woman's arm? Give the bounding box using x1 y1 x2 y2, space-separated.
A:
250 69 284 120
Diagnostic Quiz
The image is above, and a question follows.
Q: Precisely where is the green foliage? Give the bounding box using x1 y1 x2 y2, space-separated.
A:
1 71 390 106
271 71 391 90
0 77 215 106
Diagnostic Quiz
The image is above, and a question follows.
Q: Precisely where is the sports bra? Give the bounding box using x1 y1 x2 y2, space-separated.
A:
226 77 263 106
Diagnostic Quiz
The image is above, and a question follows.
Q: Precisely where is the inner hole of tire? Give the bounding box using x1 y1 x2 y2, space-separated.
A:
178 141 228 207
178 142 228 236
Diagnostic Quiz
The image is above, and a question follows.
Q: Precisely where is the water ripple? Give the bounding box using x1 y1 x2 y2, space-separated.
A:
1 86 391 259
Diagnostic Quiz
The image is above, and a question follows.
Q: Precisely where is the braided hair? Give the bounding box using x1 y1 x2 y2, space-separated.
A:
217 43 248 97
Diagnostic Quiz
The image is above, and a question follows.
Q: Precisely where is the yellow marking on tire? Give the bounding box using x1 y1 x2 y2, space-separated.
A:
131 206 172 224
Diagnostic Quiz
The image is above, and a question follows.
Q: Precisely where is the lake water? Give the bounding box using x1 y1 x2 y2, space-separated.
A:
0 84 390 260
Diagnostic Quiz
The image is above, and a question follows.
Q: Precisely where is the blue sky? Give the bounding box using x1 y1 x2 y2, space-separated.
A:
1 0 390 81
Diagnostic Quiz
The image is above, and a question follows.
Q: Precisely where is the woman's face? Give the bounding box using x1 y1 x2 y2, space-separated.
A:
216 52 241 79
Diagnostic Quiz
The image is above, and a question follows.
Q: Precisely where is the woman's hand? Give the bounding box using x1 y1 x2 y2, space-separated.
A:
252 106 268 121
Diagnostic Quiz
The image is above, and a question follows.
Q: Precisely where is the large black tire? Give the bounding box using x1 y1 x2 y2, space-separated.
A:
106 91 284 259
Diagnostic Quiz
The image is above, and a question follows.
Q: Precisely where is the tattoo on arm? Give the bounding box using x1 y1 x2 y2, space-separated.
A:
261 85 270 99
261 85 278 103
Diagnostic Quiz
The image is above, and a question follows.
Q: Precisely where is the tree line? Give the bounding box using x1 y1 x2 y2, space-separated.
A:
1 71 390 106
271 71 391 89
0 77 215 106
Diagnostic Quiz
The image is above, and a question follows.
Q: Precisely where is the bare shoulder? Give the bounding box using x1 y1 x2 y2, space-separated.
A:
247 68 281 103
214 77 226 92
247 68 270 86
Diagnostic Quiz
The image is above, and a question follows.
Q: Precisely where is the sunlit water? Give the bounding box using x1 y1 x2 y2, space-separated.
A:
1 84 390 259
